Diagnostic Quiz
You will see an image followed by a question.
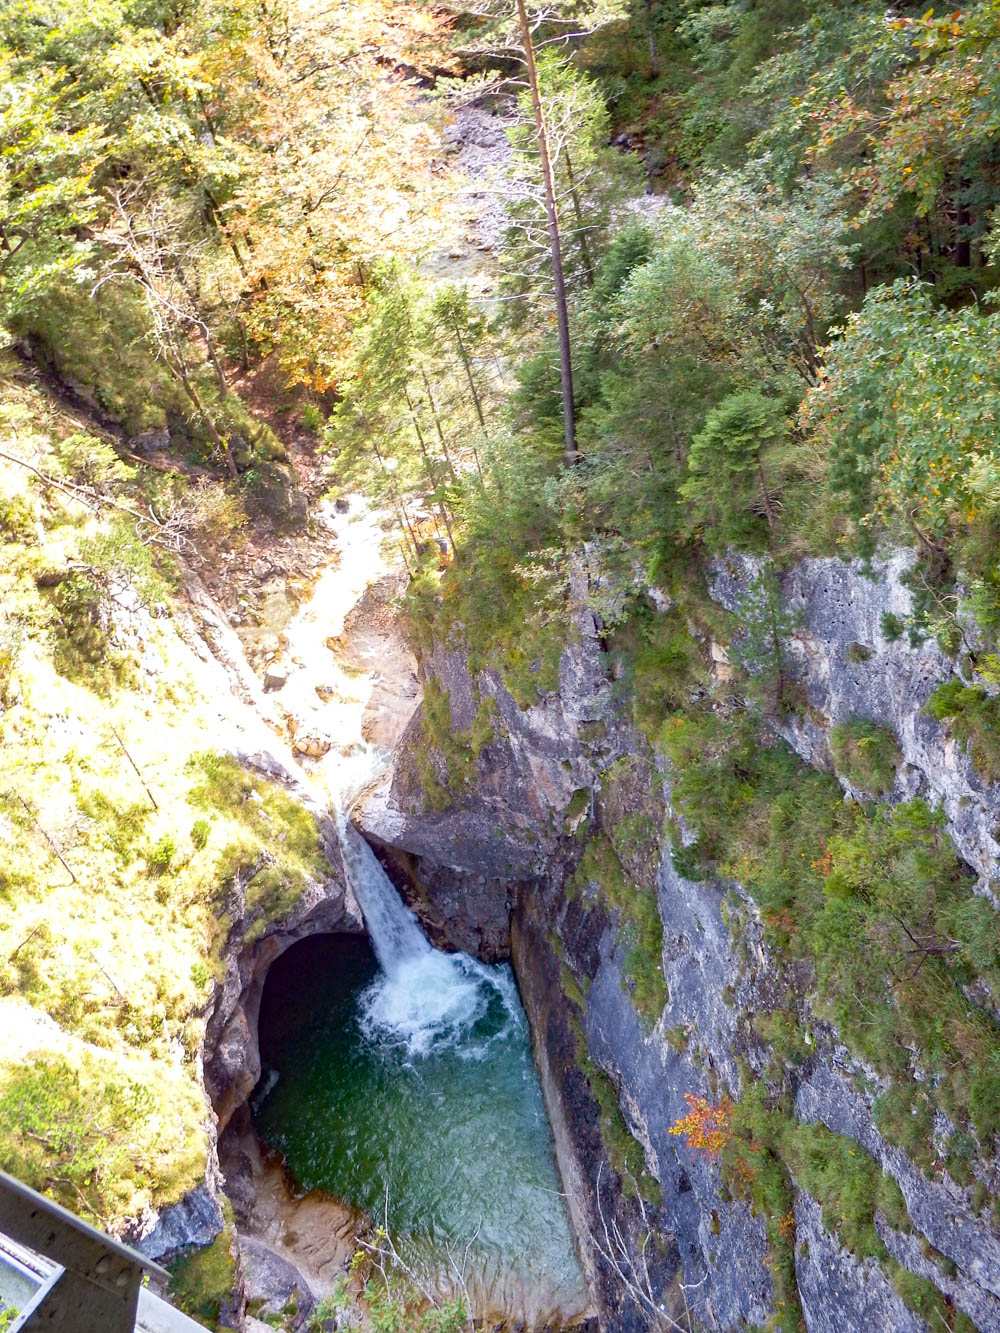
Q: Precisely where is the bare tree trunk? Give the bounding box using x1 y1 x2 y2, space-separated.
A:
515 0 578 466
450 321 486 478
111 726 158 810
452 320 486 428
406 387 455 549
756 456 775 528
203 329 230 400
11 791 76 884
563 147 595 287
371 436 421 562
165 344 239 480
419 368 459 482
645 0 659 77
233 314 251 373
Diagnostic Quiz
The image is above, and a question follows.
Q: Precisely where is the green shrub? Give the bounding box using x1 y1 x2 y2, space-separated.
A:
570 833 667 1026
629 624 705 738
0 1055 153 1225
664 699 999 1145
926 680 1000 783
51 432 134 492
890 1266 977 1333
721 1086 801 1330
187 753 323 868
49 574 114 686
190 818 212 850
412 680 498 813
680 390 796 550
77 789 149 861
0 494 35 541
190 962 211 990
186 753 327 929
829 719 901 796
881 612 905 643
0 616 26 705
168 1224 236 1329
147 834 176 875
300 402 326 433
790 1125 905 1260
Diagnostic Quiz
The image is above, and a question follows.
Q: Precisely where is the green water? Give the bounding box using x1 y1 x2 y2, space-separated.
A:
252 934 588 1323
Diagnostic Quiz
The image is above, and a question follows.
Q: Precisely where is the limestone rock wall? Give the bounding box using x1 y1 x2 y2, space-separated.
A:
363 549 1000 1332
709 548 1000 895
356 566 614 881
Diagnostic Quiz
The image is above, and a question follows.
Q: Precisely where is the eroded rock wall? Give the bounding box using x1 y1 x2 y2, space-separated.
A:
361 550 1000 1332
135 575 363 1271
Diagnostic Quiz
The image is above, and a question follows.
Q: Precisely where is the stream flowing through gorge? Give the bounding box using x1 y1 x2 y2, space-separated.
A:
246 498 589 1325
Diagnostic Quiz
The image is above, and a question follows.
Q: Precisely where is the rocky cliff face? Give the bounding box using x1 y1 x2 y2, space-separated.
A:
358 551 1000 1333
709 548 1000 897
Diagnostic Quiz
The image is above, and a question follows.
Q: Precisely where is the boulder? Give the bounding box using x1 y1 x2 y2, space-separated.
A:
239 1237 315 1332
251 461 308 532
293 728 331 757
263 665 288 693
129 428 171 454
134 1184 224 1260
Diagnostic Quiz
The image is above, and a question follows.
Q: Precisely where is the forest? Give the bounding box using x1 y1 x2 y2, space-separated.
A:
5 0 1000 652
5 0 1000 604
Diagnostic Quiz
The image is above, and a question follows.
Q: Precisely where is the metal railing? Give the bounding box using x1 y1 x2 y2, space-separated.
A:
0 1169 204 1332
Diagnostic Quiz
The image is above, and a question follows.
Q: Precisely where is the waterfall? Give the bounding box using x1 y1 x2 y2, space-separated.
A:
335 816 521 1061
337 820 430 977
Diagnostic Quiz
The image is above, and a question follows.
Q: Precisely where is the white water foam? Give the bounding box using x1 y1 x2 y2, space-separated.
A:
337 817 521 1061
359 950 522 1061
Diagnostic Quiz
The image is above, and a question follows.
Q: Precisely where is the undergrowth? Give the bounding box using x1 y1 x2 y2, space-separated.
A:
722 1081 975 1333
829 718 902 797
660 701 1000 1144
926 680 1000 784
569 833 667 1028
410 678 498 813
0 376 328 1229
573 1019 662 1207
168 1212 237 1330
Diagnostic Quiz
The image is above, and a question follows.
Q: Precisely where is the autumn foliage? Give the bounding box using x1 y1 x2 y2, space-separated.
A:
668 1094 734 1159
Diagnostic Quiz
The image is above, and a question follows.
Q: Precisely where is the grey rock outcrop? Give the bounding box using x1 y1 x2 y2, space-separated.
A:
135 1185 226 1261
239 1237 315 1332
796 1064 1000 1302
793 1192 924 1333
709 548 1000 892
204 819 361 1134
356 567 613 878
582 883 773 1331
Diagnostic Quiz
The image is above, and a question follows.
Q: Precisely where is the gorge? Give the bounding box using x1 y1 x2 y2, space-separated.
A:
4 2 1000 1332
176 516 1000 1333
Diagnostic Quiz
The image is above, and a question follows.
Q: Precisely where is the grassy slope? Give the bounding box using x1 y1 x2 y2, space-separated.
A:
0 360 329 1233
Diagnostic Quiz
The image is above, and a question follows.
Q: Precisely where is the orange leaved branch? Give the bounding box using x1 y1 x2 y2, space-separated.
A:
667 1093 734 1158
